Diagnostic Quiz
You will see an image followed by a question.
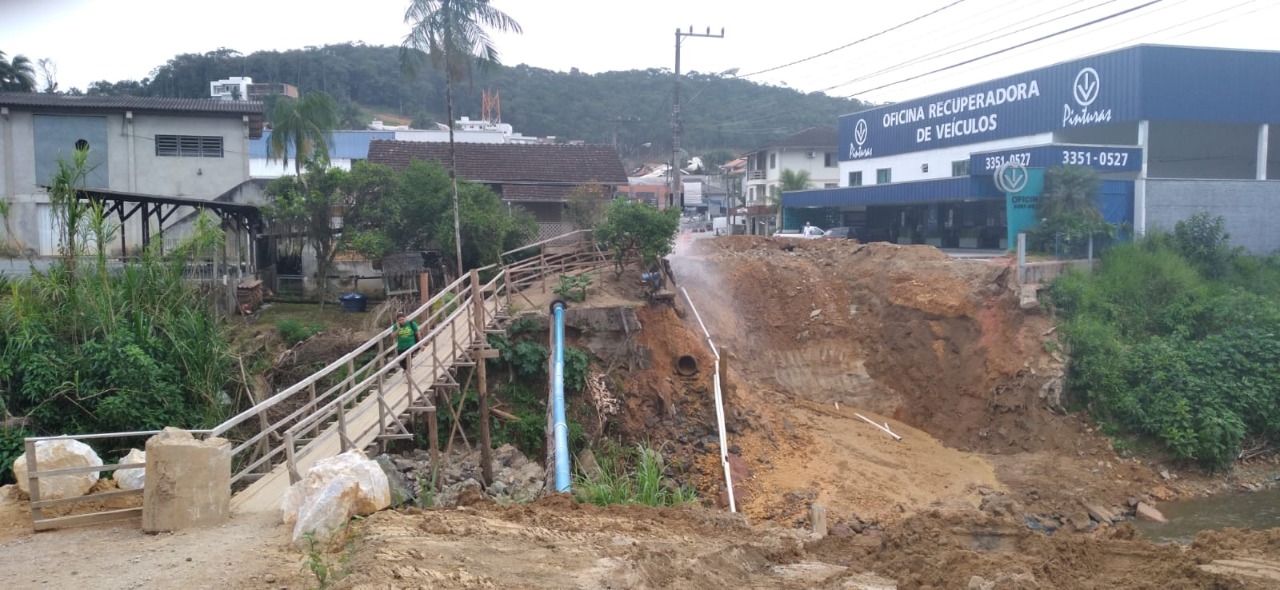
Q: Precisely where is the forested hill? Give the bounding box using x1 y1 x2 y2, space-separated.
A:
81 44 868 152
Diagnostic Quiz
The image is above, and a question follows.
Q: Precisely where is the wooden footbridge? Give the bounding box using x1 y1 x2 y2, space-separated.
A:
23 231 610 527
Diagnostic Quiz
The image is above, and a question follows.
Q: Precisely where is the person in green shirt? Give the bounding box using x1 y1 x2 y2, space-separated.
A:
393 312 419 372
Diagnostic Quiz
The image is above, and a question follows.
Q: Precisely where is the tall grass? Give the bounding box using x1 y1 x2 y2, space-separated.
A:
0 150 235 481
574 443 698 507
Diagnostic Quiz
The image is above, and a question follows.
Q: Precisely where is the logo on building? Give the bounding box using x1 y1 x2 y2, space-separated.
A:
1063 66 1111 127
994 160 1029 194
848 118 873 159
1073 67 1099 107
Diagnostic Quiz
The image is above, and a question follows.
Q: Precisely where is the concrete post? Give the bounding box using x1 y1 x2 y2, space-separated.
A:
1135 120 1150 236
142 428 231 532
1016 233 1027 284
810 504 828 539
1258 124 1270 181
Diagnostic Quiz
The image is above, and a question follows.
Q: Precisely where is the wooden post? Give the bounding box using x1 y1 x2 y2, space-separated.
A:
471 270 493 486
25 439 42 524
309 382 320 440
427 399 440 487
419 272 430 305
337 402 351 452
285 432 300 484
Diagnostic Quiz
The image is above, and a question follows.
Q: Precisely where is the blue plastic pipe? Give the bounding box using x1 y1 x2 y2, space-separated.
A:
551 300 571 492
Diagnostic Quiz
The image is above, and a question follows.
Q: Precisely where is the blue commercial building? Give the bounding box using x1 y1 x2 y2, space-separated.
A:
783 45 1280 253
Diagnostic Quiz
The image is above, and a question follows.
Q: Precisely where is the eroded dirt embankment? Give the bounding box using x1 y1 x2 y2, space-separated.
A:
656 237 1170 525
675 237 1075 454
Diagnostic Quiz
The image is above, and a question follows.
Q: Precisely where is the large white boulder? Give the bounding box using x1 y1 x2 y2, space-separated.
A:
282 449 391 526
114 448 146 491
292 474 360 548
11 439 102 500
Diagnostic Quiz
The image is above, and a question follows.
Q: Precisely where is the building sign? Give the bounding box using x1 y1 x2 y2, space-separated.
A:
840 50 1140 161
971 145 1143 174
995 161 1045 249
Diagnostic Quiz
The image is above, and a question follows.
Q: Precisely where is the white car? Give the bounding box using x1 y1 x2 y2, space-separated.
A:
773 226 828 239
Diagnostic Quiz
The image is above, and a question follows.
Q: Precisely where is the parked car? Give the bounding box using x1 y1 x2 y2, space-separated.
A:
773 225 828 239
825 227 856 240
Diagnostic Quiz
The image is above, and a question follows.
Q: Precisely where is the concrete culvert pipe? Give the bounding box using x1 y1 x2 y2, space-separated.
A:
675 355 699 376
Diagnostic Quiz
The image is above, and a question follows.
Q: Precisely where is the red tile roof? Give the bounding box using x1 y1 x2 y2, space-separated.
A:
367 140 627 185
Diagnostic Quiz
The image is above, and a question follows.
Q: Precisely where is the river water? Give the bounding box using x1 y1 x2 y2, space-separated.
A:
1134 487 1280 544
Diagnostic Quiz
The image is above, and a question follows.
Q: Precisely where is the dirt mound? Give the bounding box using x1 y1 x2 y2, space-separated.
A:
809 509 1273 589
676 237 1077 455
333 501 815 590
331 503 1278 590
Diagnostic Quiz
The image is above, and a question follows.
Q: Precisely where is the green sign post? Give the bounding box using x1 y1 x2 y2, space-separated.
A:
995 161 1045 249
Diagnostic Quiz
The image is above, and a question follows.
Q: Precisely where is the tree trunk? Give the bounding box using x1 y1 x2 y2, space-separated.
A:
446 45 464 278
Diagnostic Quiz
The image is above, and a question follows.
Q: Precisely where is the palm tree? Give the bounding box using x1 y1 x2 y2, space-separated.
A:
0 51 36 92
769 168 812 232
1038 166 1102 221
267 91 339 178
401 0 522 276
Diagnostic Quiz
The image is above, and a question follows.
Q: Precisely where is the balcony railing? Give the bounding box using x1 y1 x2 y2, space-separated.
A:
746 170 766 181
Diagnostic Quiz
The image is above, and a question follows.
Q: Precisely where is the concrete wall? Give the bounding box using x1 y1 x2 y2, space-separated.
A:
34 114 110 188
839 133 1055 186
1146 179 1280 254
129 114 250 198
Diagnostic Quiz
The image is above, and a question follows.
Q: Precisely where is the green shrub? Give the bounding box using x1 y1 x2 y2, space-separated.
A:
1173 212 1235 278
1052 228 1280 470
0 428 29 485
552 274 592 303
276 318 326 346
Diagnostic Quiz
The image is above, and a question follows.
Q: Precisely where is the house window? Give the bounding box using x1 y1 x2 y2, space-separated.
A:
155 135 223 157
951 160 970 176
769 153 776 169
824 183 837 189
876 168 892 184
848 171 863 187
824 152 837 167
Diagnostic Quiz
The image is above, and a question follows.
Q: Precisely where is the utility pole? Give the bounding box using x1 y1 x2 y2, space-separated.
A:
609 116 639 150
669 26 724 211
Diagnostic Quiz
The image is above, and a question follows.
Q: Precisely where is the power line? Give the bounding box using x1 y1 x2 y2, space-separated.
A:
719 0 1112 126
841 0 1167 99
712 0 1175 131
769 0 1088 95
818 0 1116 95
872 0 1198 99
737 0 972 79
1121 0 1274 46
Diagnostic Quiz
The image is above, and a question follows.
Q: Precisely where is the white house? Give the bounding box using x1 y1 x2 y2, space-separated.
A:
741 126 840 207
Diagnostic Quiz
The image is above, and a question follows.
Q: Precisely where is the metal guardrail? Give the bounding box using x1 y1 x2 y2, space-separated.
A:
23 430 210 531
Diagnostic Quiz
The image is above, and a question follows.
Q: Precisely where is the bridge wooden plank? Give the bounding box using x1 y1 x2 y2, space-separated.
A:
231 296 501 513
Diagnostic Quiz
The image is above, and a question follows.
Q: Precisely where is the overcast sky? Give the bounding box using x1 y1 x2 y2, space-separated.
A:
3 0 1277 105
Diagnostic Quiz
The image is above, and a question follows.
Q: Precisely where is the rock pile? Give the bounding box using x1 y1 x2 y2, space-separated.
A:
11 439 103 500
384 444 545 508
